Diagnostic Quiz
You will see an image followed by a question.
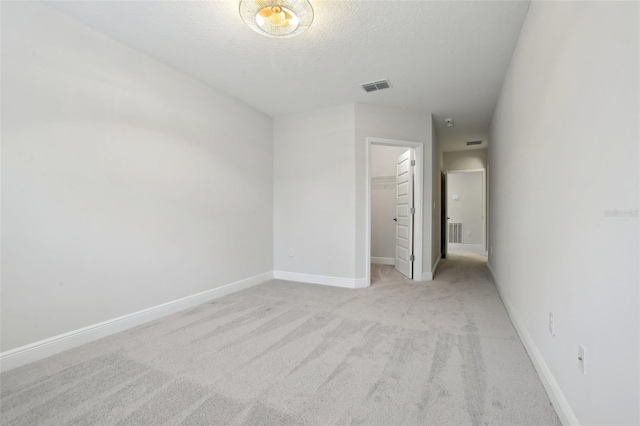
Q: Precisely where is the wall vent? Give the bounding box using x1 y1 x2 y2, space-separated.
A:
362 79 391 92
466 140 483 146
448 222 463 244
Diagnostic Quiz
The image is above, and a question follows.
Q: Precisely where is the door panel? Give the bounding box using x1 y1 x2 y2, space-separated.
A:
395 149 414 279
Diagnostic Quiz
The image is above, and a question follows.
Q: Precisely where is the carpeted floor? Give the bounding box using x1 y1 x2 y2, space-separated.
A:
0 253 560 425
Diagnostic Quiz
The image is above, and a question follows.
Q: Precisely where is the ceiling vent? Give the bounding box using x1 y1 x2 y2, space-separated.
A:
362 80 390 92
466 140 483 146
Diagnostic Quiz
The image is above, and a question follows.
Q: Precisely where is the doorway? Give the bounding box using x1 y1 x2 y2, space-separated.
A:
441 171 447 259
445 169 486 256
366 138 423 286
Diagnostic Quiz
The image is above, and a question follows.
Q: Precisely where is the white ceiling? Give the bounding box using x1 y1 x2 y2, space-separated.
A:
48 0 530 151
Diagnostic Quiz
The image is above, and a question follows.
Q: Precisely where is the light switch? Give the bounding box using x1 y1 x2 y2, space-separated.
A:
453 194 460 201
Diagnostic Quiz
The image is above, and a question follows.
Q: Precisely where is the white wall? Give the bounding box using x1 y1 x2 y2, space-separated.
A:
371 145 407 178
370 145 408 260
274 104 435 283
355 104 434 280
443 149 487 171
1 2 273 352
273 105 356 279
489 2 639 425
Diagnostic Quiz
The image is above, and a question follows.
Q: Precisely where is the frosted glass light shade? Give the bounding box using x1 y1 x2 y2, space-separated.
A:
240 0 314 38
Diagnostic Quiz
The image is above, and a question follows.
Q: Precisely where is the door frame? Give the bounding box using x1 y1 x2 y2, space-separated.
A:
366 137 424 286
445 168 487 256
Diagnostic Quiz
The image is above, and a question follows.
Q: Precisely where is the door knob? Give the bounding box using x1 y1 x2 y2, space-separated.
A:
393 218 397 222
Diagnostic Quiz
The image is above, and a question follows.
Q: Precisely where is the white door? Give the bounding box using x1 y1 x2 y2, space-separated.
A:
395 149 414 278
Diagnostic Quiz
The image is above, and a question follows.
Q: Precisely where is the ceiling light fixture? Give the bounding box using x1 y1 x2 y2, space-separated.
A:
239 0 314 38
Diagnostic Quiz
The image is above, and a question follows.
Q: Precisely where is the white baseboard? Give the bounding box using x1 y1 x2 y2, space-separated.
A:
371 257 394 265
353 278 369 289
273 270 363 289
0 271 273 373
486 264 579 426
448 243 486 256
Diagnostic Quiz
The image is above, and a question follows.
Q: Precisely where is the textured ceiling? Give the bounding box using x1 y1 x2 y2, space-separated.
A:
47 0 530 151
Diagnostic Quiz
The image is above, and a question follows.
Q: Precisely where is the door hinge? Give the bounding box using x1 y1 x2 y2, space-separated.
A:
410 207 416 214
410 255 415 261
411 160 416 166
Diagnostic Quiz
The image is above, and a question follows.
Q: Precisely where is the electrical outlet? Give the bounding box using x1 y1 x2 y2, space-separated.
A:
578 345 586 375
288 248 294 257
548 311 555 336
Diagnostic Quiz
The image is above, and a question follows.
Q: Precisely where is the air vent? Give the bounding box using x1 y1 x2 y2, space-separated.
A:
466 140 483 146
362 79 391 92
362 83 377 92
374 80 389 89
449 222 463 244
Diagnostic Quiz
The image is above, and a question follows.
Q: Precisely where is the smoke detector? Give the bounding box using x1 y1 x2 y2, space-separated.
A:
445 118 454 127
362 79 391 92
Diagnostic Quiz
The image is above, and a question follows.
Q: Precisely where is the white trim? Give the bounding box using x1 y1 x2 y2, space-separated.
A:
273 271 363 289
353 278 369 289
448 243 486 256
366 137 424 287
487 264 579 426
371 257 394 265
0 271 273 373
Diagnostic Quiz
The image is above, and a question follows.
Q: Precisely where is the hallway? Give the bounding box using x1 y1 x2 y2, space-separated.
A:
2 254 559 425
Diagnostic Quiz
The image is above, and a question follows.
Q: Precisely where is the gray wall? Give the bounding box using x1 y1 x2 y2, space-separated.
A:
489 2 638 424
1 2 274 351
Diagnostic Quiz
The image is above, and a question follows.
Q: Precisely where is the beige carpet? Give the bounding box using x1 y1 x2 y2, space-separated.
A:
0 253 560 425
